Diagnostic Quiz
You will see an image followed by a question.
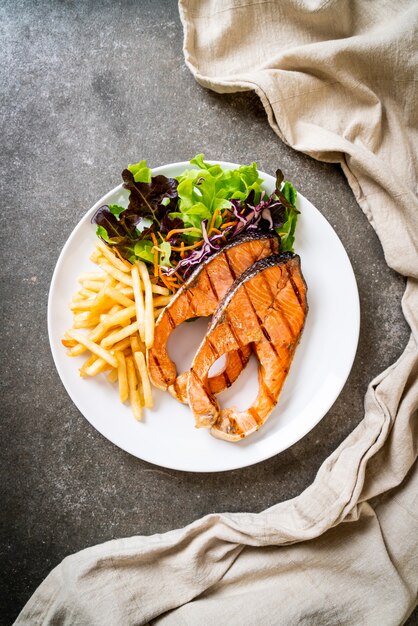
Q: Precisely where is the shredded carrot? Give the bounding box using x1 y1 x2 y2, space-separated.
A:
167 269 182 282
158 271 175 292
150 232 159 277
158 267 175 285
113 247 132 267
171 240 204 252
165 226 201 241
208 227 221 236
208 207 220 234
220 221 236 230
180 241 185 259
161 278 179 292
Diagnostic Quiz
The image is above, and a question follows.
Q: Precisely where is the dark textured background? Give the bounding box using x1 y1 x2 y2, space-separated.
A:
1 1 415 624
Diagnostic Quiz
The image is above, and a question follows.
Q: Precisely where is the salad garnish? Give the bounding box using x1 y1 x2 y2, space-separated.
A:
92 155 299 291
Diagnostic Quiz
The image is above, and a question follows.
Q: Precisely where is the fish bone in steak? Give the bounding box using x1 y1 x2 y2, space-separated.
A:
147 231 280 402
187 253 308 440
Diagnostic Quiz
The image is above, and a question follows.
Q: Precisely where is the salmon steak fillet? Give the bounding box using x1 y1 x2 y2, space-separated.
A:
187 253 308 440
147 232 280 402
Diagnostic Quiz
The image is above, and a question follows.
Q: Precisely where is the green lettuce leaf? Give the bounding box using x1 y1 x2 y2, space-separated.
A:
281 181 297 207
273 170 299 252
134 240 154 263
127 160 151 183
95 225 115 243
108 204 127 219
279 209 298 252
174 155 265 232
159 241 172 267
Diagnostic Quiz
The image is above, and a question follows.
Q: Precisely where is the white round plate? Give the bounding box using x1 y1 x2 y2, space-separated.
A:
48 161 360 472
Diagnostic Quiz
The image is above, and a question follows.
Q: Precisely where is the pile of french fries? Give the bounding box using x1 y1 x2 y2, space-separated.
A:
62 240 173 420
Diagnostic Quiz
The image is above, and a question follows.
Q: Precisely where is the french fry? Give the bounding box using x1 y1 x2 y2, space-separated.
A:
131 265 146 342
71 292 86 302
107 368 119 383
101 322 139 349
70 297 99 312
116 351 128 402
62 338 77 348
111 337 132 352
78 271 106 282
73 316 101 329
79 354 98 377
130 334 145 354
67 343 88 357
103 303 136 325
84 358 112 377
104 275 117 288
137 261 154 349
79 288 97 299
63 331 88 355
64 242 169 423
100 305 122 322
134 351 153 408
94 305 136 336
126 356 142 420
151 284 171 296
104 286 135 308
81 280 104 292
88 322 111 343
153 307 165 320
152 295 173 308
66 329 118 368
120 287 134 297
89 249 103 263
74 311 100 323
96 241 131 273
98 261 132 286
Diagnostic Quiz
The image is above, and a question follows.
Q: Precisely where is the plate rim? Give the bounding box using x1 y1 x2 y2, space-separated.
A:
48 160 360 472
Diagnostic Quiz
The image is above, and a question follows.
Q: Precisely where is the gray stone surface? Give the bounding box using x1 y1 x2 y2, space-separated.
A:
0 1 414 624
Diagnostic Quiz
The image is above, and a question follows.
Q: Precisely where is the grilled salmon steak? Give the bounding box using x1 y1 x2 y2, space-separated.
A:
187 253 308 440
147 232 280 402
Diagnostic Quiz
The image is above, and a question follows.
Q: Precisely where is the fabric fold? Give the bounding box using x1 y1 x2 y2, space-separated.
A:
15 1 418 623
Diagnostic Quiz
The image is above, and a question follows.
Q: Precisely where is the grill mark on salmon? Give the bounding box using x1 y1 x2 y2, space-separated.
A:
286 265 303 308
204 267 219 300
223 250 237 280
271 300 295 339
185 290 197 316
248 406 261 425
260 380 277 408
224 311 244 349
241 282 281 360
237 347 246 367
261 326 272 342
151 354 171 387
147 232 280 403
207 338 219 359
166 309 176 329
261 326 280 360
187 254 308 438
222 369 231 388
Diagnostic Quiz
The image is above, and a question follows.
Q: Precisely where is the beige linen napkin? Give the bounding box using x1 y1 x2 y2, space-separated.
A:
16 1 418 624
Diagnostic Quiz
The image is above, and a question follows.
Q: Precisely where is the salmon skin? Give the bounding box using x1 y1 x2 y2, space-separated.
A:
187 253 308 440
147 231 280 402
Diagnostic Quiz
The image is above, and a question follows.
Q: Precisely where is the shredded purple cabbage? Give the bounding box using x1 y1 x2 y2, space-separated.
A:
164 192 284 278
